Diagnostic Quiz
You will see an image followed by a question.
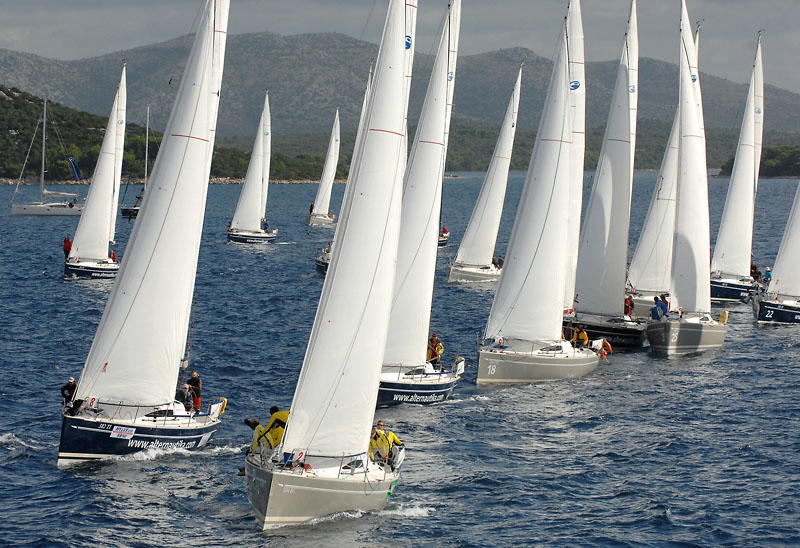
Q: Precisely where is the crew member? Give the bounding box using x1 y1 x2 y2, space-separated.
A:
651 297 665 320
63 235 72 259
497 255 504 268
427 332 443 367
175 384 193 411
623 296 634 316
571 324 588 347
256 406 289 450
187 370 202 411
370 420 404 469
659 294 670 312
61 377 77 404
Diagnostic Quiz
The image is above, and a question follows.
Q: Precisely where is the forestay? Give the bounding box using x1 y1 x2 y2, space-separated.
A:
75 0 227 406
574 0 637 317
454 66 521 267
231 91 271 232
484 17 572 342
281 0 408 458
70 65 126 261
311 110 340 217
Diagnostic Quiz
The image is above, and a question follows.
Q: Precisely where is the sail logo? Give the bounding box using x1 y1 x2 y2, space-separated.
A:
570 80 581 90
629 85 636 93
447 71 454 82
405 35 412 50
755 108 762 114
691 74 698 83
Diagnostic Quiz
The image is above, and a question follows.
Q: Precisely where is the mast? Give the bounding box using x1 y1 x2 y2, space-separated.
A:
144 106 150 187
41 99 47 202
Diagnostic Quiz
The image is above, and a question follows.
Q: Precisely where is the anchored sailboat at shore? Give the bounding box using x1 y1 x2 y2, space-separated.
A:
58 0 229 466
228 90 278 243
244 0 409 526
65 63 126 280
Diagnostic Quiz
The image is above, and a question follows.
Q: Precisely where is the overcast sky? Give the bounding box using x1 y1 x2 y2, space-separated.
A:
2 0 799 93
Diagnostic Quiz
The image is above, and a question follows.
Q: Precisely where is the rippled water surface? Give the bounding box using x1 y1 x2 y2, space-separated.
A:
1 173 799 547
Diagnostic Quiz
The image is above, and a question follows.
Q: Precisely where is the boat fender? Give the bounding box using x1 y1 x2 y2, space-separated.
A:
218 397 227 414
599 339 612 360
719 310 729 325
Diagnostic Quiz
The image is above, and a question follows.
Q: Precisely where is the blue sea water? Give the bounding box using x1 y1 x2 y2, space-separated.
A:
1 173 799 547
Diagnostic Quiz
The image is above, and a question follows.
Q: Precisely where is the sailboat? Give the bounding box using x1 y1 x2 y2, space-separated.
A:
645 0 728 355
477 2 600 384
711 36 764 302
65 63 127 279
307 110 340 226
10 99 84 216
57 0 229 466
244 0 409 525
563 0 586 316
228 91 278 243
448 65 522 283
569 0 645 348
121 106 151 220
628 20 702 317
753 181 800 323
379 0 464 407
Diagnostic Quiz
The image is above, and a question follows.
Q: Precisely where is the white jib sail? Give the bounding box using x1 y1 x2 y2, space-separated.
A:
563 0 586 311
281 0 408 458
75 0 226 406
454 66 521 267
574 0 637 317
311 110 340 216
670 12 710 314
70 64 126 261
231 91 270 232
768 182 800 298
484 19 572 342
384 0 460 367
753 35 764 189
711 43 759 279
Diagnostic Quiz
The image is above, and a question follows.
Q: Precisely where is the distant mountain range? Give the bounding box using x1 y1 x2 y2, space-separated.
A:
2 31 800 138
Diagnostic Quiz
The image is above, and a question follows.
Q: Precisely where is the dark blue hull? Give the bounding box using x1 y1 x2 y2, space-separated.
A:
64 262 118 279
753 297 800 323
120 206 139 219
227 232 277 244
376 379 458 407
315 258 329 274
711 280 754 302
58 414 219 466
566 318 647 349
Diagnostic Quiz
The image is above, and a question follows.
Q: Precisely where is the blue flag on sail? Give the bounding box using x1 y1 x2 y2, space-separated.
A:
68 156 82 181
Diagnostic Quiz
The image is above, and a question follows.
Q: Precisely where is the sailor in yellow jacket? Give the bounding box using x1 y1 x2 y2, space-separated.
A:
246 406 289 454
369 420 404 468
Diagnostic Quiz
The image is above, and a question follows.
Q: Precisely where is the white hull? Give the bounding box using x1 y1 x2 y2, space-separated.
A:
645 315 728 356
11 202 83 216
477 340 598 383
306 213 335 226
447 262 501 283
245 453 399 527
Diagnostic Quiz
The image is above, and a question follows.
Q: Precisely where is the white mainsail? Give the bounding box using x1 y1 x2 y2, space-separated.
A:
563 0 585 312
311 110 340 217
70 65 126 261
574 0 638 316
628 2 701 295
767 182 800 298
75 0 227 406
753 35 764 189
384 0 460 367
484 16 572 342
281 0 408 458
670 8 710 314
231 91 271 232
711 40 762 279
454 66 521 267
